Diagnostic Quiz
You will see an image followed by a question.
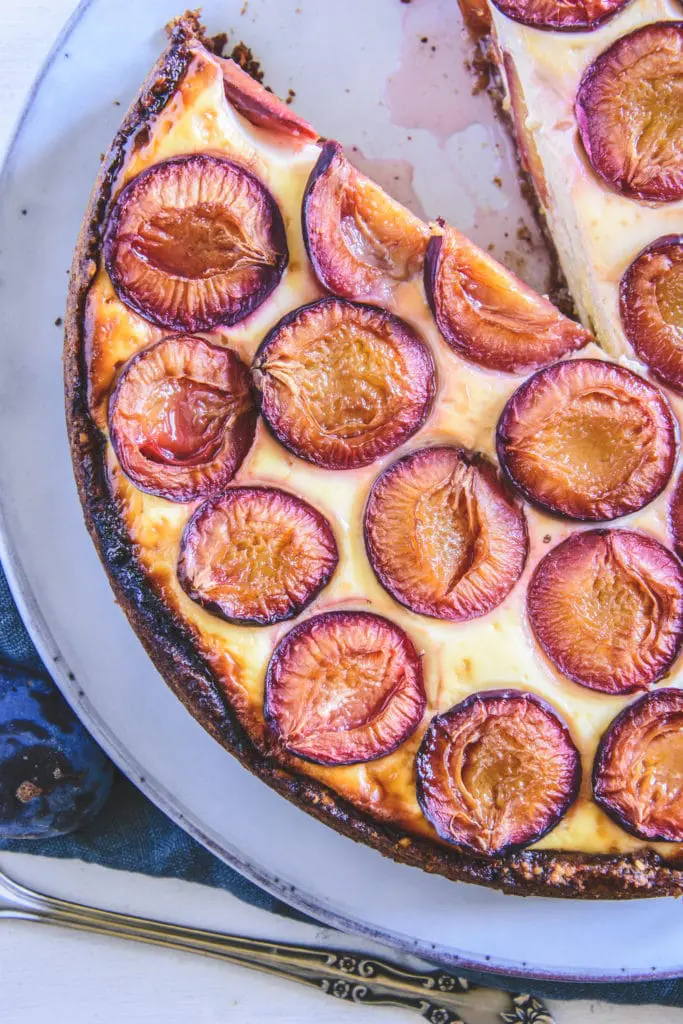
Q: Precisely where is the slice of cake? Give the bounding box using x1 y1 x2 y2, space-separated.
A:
462 0 682 392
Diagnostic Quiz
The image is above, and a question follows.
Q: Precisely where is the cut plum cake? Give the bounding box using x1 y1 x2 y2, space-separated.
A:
66 12 683 898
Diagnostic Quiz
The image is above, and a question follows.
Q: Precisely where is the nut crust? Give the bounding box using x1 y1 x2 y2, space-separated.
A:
63 13 683 899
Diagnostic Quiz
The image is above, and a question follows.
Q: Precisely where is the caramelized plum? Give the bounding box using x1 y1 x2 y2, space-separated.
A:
671 470 683 560
264 611 426 765
594 689 683 841
303 141 429 303
109 335 256 501
491 0 628 31
496 359 676 520
104 154 287 331
425 223 589 373
218 57 318 144
253 298 435 469
417 690 580 856
178 487 338 625
620 235 683 394
528 530 683 695
365 446 527 622
575 23 683 202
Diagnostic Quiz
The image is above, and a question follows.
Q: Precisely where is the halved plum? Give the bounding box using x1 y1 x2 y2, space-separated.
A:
620 235 683 394
177 487 338 625
496 359 676 520
528 530 683 695
109 335 256 501
491 0 629 31
218 56 318 145
104 154 288 331
264 611 426 765
593 689 683 841
424 222 589 373
575 23 683 203
364 446 528 622
671 470 683 561
252 298 435 470
416 690 580 856
302 141 430 303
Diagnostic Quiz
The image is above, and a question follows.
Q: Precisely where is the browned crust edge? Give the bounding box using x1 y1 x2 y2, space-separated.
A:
63 14 683 900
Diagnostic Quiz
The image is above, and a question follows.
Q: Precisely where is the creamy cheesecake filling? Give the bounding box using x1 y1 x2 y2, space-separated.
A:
87 42 683 859
489 0 683 361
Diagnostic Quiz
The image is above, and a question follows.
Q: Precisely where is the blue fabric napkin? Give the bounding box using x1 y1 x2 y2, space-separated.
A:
1 564 681 1006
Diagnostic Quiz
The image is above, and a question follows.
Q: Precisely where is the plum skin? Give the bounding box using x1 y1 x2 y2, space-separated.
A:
490 0 630 32
670 471 683 561
0 665 113 839
620 235 683 395
424 221 589 374
527 529 683 696
575 22 683 203
252 298 436 470
104 154 288 332
302 140 429 303
109 335 257 503
177 487 338 626
264 610 426 767
593 689 683 842
364 445 528 622
416 689 581 857
496 358 677 522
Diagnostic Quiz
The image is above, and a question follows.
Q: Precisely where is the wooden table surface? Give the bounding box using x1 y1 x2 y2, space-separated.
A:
0 2 679 1020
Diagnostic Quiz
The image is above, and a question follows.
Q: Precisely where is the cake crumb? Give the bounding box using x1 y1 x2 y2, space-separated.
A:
211 32 228 55
493 176 502 188
516 221 533 246
230 41 265 83
240 0 249 13
285 88 296 105
54 317 63 327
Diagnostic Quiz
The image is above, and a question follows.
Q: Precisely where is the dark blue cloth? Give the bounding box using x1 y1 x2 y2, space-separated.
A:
0 565 681 1005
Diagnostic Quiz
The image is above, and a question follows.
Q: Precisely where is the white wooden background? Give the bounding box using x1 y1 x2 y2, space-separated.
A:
0 2 679 1020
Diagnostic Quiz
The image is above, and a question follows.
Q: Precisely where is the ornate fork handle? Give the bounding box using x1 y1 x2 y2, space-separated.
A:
0 864 553 1024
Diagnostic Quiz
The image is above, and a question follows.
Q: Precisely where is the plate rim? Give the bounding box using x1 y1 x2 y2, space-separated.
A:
0 0 679 987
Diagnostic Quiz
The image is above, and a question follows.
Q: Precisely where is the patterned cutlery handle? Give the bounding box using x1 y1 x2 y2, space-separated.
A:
0 862 554 1024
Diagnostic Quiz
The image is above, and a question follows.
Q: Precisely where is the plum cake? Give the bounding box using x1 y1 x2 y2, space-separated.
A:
66 11 683 898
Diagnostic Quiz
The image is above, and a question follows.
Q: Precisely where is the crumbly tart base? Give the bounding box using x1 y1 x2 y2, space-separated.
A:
65 14 683 898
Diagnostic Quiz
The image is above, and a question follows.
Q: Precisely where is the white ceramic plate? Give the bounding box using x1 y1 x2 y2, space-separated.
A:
1 0 681 984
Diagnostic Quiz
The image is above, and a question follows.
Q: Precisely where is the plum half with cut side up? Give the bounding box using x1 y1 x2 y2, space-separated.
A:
109 335 256 502
364 446 527 622
671 470 683 561
104 154 288 331
264 611 426 766
594 689 683 842
416 690 581 856
252 298 435 470
177 487 338 625
424 222 589 373
302 141 429 303
496 359 676 521
528 530 683 695
575 22 683 203
620 235 683 394
491 0 629 31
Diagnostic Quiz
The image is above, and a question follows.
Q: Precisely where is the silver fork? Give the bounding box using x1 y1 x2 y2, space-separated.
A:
0 861 554 1024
